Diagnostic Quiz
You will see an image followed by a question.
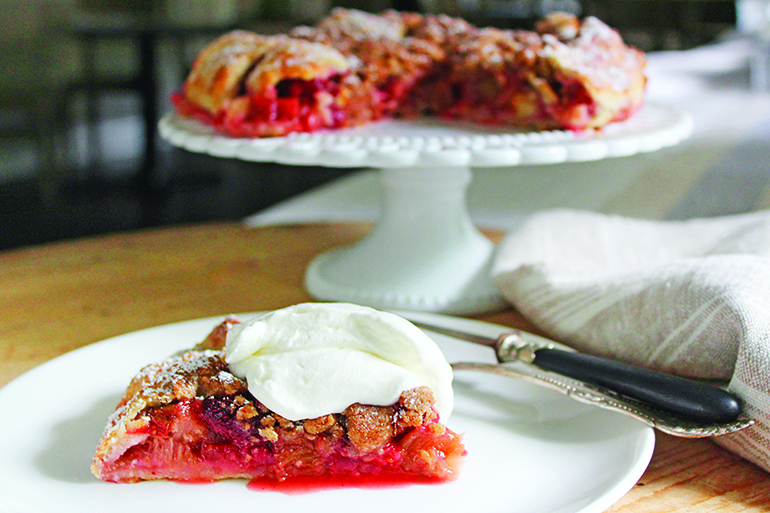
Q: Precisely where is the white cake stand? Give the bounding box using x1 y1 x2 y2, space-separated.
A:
159 103 693 315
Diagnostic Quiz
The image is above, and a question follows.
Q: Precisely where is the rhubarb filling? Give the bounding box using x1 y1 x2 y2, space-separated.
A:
96 387 465 485
173 74 348 137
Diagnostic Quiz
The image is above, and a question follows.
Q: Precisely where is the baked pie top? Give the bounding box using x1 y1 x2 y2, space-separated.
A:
176 9 646 136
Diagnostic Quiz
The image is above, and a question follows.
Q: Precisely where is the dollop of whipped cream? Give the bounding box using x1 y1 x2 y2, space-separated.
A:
225 303 454 422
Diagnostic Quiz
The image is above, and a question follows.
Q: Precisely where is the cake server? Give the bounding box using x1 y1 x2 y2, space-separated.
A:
409 320 753 437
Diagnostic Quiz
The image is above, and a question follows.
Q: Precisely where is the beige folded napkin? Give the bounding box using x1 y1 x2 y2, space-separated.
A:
491 208 770 473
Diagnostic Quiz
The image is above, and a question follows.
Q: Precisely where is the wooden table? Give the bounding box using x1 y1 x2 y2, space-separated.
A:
1 222 767 510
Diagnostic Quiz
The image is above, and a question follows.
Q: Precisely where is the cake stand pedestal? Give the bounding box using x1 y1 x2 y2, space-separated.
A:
159 103 693 315
305 166 505 313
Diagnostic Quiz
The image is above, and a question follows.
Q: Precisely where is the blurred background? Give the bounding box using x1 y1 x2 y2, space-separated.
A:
0 0 758 250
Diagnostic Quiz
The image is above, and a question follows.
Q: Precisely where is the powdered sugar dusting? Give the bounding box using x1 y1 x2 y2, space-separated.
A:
190 32 278 90
579 16 622 45
91 347 251 479
316 7 405 41
542 17 642 92
247 38 350 94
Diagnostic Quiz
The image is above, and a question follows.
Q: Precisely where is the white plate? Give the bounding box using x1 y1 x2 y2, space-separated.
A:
158 102 693 168
0 313 654 513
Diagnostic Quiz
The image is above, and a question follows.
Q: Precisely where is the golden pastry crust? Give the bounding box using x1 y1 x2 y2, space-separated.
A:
183 31 280 114
183 33 351 109
539 16 647 128
244 37 351 96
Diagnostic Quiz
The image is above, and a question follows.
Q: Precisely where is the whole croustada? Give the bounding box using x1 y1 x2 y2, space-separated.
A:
91 303 465 486
174 8 646 137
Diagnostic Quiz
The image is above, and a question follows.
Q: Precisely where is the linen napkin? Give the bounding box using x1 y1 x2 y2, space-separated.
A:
491 208 770 473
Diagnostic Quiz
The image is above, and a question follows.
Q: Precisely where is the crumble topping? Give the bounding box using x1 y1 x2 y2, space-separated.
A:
344 403 395 453
121 349 245 407
303 414 336 435
312 7 406 41
451 28 543 70
398 386 438 426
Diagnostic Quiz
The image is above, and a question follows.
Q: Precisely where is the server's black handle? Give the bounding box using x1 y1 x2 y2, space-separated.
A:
533 348 742 424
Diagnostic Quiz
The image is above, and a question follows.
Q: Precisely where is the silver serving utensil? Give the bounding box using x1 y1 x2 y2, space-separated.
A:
410 320 753 437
